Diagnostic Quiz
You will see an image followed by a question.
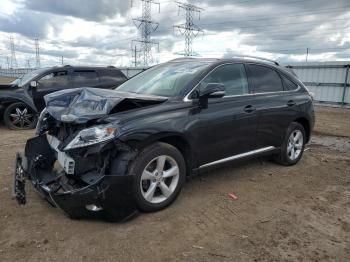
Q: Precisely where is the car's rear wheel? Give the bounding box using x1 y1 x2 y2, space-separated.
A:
130 142 186 212
3 102 37 130
274 122 306 166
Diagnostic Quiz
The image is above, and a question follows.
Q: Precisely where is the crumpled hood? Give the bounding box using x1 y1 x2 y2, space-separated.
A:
44 87 167 123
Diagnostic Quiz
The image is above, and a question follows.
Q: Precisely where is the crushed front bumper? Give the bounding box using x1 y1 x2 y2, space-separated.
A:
13 135 138 221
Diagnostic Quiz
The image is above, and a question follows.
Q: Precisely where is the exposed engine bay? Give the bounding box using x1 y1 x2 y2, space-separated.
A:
13 87 168 221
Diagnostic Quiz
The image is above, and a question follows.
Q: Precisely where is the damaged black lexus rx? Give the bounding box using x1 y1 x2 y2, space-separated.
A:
14 57 315 221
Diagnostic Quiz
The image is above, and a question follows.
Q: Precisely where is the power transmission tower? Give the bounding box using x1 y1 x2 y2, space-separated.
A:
131 0 160 66
173 1 203 56
35 38 41 68
9 36 17 68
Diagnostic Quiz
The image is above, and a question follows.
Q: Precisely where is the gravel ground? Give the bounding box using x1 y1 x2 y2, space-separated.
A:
0 106 349 262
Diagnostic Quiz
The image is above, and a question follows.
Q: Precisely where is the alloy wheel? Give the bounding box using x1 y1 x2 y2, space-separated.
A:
8 106 35 129
140 155 180 204
287 130 304 161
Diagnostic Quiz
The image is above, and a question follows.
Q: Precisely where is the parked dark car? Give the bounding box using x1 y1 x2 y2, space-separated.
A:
0 66 127 129
14 57 314 221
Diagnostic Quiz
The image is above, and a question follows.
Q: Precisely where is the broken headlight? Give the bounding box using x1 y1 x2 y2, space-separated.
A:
64 125 118 150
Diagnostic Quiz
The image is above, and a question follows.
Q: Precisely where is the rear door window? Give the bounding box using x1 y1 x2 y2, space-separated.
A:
248 65 283 93
72 70 99 87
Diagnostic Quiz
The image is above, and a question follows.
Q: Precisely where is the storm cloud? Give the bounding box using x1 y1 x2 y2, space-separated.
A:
0 0 349 67
25 0 130 21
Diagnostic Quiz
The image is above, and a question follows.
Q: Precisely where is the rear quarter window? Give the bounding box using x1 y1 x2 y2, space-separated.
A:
281 74 298 91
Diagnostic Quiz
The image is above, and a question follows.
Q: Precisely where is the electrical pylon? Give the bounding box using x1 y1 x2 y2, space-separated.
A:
35 38 41 68
9 36 17 68
173 1 203 56
131 0 160 66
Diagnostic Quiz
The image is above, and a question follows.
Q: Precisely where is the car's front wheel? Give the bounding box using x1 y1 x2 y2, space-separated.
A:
130 142 186 212
274 122 306 166
3 102 37 130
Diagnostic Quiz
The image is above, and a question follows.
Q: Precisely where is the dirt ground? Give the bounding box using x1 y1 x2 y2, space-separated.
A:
0 106 349 262
0 76 16 84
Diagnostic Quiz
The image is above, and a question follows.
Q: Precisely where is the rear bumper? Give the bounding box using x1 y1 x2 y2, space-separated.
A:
14 135 138 221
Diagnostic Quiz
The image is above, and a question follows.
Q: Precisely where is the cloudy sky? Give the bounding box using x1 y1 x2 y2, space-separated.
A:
0 0 350 68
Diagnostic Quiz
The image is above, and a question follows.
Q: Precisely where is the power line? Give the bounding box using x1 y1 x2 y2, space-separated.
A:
173 1 203 56
47 5 350 48
131 0 160 66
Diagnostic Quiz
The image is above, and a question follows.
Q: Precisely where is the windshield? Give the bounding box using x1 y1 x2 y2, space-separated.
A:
116 61 210 97
17 69 47 87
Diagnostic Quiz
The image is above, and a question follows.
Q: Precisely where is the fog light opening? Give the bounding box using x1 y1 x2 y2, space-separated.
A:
85 204 103 212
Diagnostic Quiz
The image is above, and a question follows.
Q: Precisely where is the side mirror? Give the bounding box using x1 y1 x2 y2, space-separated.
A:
197 83 225 109
30 81 37 88
29 81 38 92
200 83 225 99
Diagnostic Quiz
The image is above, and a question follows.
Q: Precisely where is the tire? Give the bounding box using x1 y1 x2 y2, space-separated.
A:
274 122 306 166
3 102 37 130
130 142 186 212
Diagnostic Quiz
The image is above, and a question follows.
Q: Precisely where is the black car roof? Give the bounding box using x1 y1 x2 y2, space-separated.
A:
40 65 122 72
167 57 297 79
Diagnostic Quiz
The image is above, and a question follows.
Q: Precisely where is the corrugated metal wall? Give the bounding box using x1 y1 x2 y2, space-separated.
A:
285 62 350 106
0 68 34 78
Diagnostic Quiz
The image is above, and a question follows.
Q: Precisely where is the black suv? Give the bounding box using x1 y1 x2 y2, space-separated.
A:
0 66 127 129
14 57 314 221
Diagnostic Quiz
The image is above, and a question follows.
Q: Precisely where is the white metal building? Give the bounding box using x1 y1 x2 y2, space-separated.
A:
285 61 350 107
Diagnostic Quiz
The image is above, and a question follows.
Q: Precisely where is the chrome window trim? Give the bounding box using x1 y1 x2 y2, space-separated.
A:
183 63 301 102
199 146 276 169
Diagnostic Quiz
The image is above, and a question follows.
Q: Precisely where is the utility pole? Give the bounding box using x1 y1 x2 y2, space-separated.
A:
305 48 309 62
6 56 10 69
131 44 143 67
174 1 203 57
134 46 137 67
9 36 17 68
26 59 31 68
35 38 41 68
61 56 64 65
131 0 160 66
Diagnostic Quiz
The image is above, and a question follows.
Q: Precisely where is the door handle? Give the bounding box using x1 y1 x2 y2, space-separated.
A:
287 100 296 107
243 105 256 113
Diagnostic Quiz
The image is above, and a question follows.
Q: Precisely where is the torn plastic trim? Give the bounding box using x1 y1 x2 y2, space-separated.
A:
47 134 75 174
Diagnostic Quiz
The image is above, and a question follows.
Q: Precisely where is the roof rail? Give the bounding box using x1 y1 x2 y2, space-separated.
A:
233 55 279 66
168 57 196 62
